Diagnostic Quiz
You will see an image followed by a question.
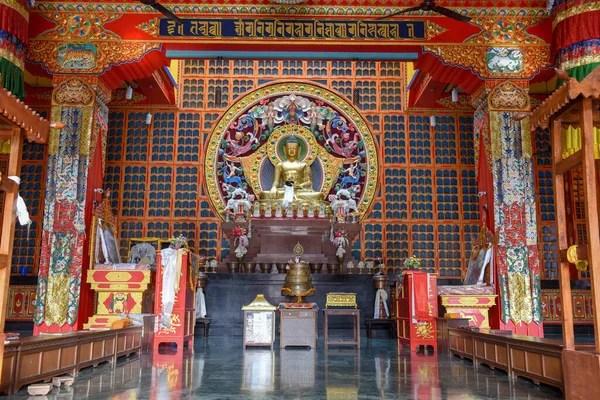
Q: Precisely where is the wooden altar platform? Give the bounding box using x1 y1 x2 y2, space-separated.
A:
448 327 595 392
222 220 360 266
203 273 375 336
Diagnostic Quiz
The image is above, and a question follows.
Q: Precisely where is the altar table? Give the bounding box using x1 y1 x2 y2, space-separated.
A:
323 309 361 347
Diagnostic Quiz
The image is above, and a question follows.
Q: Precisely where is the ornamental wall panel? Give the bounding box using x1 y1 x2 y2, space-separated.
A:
104 59 485 279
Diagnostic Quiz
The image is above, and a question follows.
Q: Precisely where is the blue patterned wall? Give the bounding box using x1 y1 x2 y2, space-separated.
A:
105 60 483 278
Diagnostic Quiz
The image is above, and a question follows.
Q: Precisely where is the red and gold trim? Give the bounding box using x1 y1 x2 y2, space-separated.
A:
5 285 36 320
85 269 152 329
439 295 497 328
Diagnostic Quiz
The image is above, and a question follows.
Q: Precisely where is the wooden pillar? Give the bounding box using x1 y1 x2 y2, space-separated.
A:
0 128 24 331
33 76 110 333
580 98 600 353
0 127 24 390
484 80 543 336
552 118 575 350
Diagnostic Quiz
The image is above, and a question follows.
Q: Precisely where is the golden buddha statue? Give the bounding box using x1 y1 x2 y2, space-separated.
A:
259 136 324 202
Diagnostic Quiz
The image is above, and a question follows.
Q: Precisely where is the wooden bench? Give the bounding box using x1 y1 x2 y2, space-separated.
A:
447 327 589 392
0 326 142 395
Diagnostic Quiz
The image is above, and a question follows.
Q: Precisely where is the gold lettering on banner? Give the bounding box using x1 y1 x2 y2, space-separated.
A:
366 24 377 38
209 22 221 36
265 21 274 36
234 19 244 36
377 24 390 38
335 24 348 39
304 22 314 37
357 21 367 37
285 22 294 36
315 21 324 36
244 21 256 37
190 21 199 36
324 23 335 38
275 20 285 36
406 22 416 39
256 21 265 36
294 22 304 38
347 22 358 37
161 18 424 40
167 21 183 36
198 22 208 36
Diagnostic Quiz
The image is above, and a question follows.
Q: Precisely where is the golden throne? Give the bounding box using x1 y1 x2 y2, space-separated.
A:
85 195 152 329
437 227 497 328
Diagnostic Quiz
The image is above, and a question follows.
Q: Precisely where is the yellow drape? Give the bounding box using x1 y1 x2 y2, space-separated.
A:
0 140 11 154
561 125 600 159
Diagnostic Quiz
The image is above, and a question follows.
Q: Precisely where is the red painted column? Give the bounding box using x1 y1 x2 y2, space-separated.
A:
33 75 110 334
473 81 544 337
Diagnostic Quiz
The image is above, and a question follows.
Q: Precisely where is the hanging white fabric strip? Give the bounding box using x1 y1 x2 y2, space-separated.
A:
160 248 183 328
374 288 389 319
283 185 294 207
8 176 31 227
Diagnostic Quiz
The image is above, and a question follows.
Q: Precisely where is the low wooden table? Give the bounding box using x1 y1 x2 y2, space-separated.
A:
323 309 360 347
365 318 395 339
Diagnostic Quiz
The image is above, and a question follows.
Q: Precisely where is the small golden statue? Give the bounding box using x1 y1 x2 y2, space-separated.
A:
281 242 315 303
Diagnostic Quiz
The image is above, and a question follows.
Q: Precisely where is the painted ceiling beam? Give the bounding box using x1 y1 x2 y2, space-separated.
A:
166 50 419 60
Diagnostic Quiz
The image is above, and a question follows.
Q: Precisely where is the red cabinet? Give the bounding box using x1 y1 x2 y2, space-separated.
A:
153 250 195 351
396 271 438 352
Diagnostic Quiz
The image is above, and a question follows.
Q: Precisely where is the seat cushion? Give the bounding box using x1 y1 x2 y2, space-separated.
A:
94 263 151 271
438 284 495 295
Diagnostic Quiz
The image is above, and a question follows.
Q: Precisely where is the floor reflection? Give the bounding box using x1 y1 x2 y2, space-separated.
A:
325 347 359 399
280 348 315 392
5 337 564 399
242 349 275 392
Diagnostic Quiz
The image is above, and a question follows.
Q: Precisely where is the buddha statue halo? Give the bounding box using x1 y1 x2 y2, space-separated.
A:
204 83 380 221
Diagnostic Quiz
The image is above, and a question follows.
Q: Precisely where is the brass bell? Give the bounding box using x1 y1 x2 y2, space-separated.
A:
281 242 315 303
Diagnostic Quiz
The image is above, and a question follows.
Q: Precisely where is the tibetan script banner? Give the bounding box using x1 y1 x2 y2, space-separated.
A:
158 18 426 40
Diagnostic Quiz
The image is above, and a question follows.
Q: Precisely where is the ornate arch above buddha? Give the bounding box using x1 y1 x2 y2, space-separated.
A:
204 81 379 221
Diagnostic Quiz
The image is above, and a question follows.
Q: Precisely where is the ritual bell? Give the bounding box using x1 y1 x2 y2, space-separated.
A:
281 242 315 303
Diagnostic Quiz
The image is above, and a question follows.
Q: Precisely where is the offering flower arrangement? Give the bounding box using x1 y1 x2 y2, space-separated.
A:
169 234 188 249
331 229 349 258
403 255 421 270
233 226 250 260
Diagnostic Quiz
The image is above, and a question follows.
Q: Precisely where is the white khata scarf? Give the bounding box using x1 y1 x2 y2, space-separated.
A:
8 176 32 232
374 288 389 319
283 184 294 207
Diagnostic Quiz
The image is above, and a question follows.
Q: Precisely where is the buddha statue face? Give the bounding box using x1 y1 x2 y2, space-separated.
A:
284 142 299 161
